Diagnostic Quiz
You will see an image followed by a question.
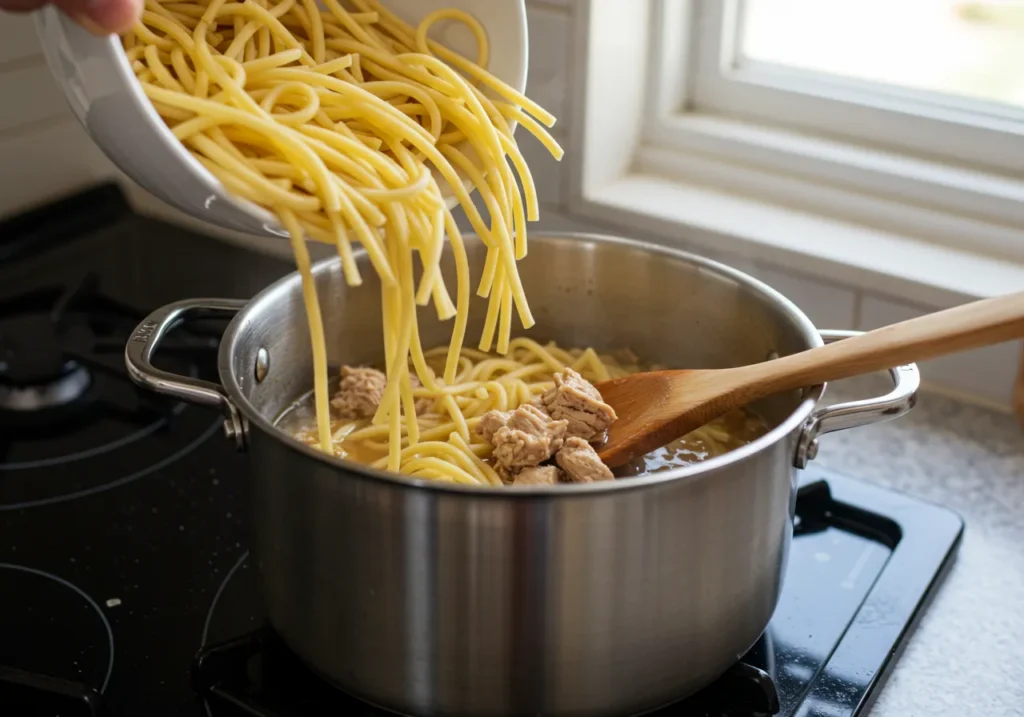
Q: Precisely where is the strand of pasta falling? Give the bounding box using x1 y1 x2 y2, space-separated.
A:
126 0 562 468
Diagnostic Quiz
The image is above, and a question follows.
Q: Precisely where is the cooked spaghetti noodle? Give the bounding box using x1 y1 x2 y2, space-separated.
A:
281 338 770 485
126 0 561 472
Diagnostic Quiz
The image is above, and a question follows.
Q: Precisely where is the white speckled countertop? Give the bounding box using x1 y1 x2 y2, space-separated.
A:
819 376 1024 717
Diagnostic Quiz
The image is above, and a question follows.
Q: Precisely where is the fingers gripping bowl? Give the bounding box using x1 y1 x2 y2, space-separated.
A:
126 233 919 716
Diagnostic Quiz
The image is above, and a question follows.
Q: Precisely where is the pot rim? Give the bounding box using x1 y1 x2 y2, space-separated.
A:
218 231 825 496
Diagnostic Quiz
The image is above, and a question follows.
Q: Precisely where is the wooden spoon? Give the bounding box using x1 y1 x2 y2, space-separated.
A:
595 291 1024 467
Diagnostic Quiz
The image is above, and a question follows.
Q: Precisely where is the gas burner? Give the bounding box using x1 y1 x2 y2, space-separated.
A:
0 274 227 509
0 273 220 445
0 273 192 431
0 305 95 423
0 364 91 412
0 285 97 408
0 563 113 716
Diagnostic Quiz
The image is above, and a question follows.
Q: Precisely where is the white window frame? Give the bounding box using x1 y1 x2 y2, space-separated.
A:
567 0 1024 305
688 0 1024 175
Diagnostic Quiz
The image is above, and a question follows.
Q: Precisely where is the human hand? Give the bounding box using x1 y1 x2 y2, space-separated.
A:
2 0 141 35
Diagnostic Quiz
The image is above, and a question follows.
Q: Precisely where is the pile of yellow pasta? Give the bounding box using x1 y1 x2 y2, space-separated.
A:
125 0 561 474
314 339 640 485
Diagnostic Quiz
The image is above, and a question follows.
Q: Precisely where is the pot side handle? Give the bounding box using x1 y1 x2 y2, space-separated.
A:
794 330 920 469
125 298 248 448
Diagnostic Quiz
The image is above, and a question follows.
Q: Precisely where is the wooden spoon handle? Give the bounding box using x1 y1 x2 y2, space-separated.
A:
746 291 1024 395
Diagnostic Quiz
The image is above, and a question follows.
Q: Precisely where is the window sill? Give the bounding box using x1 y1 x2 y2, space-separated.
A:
570 171 1024 309
644 114 1024 257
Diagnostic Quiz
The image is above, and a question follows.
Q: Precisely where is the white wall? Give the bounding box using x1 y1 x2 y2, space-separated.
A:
0 15 123 216
2 1 1019 409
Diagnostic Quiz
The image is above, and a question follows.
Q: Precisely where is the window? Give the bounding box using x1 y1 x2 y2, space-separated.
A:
573 0 1024 269
740 0 1024 113
686 0 1024 173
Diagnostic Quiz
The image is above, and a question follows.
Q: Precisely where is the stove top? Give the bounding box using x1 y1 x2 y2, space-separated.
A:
0 186 963 717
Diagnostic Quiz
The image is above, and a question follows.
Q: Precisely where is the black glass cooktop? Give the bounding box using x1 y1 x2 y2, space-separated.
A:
0 186 963 717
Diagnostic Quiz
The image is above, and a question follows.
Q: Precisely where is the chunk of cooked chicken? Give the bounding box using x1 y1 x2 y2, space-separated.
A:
331 366 387 419
477 409 512 443
489 404 568 473
556 437 614 483
540 368 618 442
513 465 563 486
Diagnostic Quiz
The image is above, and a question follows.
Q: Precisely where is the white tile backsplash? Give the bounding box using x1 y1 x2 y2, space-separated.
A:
530 206 606 234
0 60 67 132
755 265 858 331
0 119 119 218
517 128 565 209
0 14 42 65
0 14 102 217
859 295 1021 408
524 3 572 124
693 253 858 330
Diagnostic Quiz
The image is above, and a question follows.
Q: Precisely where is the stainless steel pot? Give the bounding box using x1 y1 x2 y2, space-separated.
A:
125 232 918 716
